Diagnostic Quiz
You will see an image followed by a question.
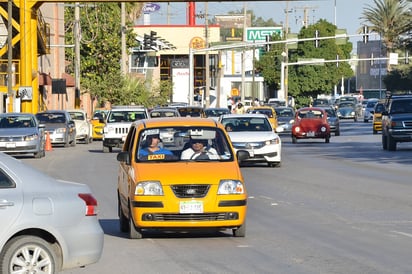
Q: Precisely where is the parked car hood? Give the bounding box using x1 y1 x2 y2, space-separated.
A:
227 131 278 142
0 128 39 136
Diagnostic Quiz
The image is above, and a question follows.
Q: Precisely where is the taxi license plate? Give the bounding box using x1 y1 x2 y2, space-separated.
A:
307 131 315 137
180 201 203 213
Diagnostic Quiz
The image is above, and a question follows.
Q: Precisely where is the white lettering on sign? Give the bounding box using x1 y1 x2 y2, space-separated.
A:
246 27 283 41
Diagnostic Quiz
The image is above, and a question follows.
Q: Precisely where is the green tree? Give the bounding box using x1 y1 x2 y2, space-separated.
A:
288 20 353 102
64 3 141 106
360 0 412 69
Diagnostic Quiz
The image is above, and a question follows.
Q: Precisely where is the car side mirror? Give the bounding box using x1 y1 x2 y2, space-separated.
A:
117 151 130 165
236 150 249 163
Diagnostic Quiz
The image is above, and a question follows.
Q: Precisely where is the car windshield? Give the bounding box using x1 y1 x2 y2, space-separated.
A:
323 108 336 117
177 107 203 117
390 100 412 114
221 117 272 132
297 110 324 119
107 111 146 123
36 113 66 123
204 109 230 117
276 108 294 117
366 101 378 108
338 102 355 108
150 110 178 118
0 116 36 128
247 109 273 118
69 112 85 120
136 126 233 163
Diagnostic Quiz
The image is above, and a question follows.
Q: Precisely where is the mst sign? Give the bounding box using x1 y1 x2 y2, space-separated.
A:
246 27 283 42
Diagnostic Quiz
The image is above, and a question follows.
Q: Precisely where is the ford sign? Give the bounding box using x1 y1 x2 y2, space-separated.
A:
142 3 160 14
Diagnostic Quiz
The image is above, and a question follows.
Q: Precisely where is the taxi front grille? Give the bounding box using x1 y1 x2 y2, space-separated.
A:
144 213 236 221
171 184 210 198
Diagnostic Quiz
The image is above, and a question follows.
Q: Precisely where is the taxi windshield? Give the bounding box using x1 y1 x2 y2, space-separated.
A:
136 126 233 162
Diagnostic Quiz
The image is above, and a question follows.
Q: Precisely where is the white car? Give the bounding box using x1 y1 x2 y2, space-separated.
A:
0 152 103 272
68 110 93 144
219 114 282 167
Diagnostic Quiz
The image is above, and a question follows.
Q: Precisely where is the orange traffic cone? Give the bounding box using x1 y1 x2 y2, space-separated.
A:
45 132 53 151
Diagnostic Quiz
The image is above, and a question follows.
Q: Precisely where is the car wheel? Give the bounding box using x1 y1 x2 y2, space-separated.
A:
325 136 330 143
232 222 246 237
103 146 110 153
382 134 388 150
292 135 297 144
33 151 42 158
335 130 340 136
129 212 143 239
118 196 129 233
268 162 281 168
0 235 61 274
373 129 377 134
84 136 90 144
364 119 368 123
71 137 76 147
387 135 397 151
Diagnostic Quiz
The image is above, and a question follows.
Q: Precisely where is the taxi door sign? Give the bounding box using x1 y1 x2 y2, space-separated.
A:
231 88 239 96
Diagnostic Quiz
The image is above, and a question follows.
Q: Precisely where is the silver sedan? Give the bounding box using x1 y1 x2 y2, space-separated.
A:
0 152 104 273
0 113 45 158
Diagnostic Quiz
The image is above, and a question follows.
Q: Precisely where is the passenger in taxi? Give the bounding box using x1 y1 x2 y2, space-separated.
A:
181 139 219 160
139 134 173 157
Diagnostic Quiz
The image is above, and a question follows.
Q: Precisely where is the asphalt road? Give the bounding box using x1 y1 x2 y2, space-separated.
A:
22 120 412 274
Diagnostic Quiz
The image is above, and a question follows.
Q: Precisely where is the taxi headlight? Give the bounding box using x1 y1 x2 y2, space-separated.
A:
135 181 164 196
218 180 245 195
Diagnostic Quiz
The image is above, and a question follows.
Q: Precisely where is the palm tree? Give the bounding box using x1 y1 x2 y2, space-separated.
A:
360 0 412 69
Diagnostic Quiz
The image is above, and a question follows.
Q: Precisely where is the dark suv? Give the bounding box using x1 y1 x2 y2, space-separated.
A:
381 93 412 151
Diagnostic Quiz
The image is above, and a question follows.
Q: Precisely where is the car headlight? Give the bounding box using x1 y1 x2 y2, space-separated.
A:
321 126 327 132
56 128 67 133
351 111 355 115
265 136 280 145
218 180 245 195
294 126 301 132
135 181 164 196
24 134 39 141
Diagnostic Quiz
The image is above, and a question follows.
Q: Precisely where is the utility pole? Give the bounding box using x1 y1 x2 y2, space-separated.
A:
204 2 210 108
283 1 290 105
74 3 81 108
121 3 127 74
241 3 247 103
7 0 14 112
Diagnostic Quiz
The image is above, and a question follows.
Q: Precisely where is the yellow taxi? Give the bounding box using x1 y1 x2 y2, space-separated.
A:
90 110 108 140
372 102 385 134
116 117 248 239
246 106 279 131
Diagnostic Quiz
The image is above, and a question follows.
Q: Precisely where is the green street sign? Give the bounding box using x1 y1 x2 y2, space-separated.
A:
246 27 283 42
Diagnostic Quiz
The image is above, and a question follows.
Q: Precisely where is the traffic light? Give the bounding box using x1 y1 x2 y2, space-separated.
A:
150 31 157 48
314 30 319 48
143 34 151 50
362 25 369 44
265 35 271 52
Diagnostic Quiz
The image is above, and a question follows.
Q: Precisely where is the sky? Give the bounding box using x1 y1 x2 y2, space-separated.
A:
137 0 375 52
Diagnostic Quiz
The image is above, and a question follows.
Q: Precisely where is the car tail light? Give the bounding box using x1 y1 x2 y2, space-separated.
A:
78 193 98 216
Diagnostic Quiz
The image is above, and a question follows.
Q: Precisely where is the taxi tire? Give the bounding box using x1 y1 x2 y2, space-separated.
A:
233 222 246 237
118 198 129 233
129 211 143 239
